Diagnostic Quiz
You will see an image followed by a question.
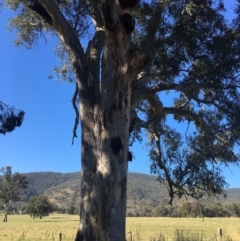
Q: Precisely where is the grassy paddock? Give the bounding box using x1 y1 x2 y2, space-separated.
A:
0 214 78 241
0 214 240 241
126 217 240 241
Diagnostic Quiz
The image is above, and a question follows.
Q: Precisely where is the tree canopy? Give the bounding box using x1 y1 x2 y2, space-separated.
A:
0 166 28 222
1 0 240 240
26 195 54 219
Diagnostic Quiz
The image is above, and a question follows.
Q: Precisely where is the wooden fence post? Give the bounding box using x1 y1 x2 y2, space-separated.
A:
128 231 132 241
217 228 222 241
59 232 62 241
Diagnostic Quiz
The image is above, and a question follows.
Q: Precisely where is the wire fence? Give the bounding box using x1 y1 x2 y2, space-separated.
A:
15 229 233 241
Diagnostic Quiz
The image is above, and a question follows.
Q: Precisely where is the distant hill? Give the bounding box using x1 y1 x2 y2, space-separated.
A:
19 172 240 213
22 172 80 202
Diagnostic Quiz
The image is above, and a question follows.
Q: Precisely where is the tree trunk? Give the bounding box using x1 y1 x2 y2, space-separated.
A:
75 27 135 241
3 204 8 222
28 2 144 240
76 112 129 241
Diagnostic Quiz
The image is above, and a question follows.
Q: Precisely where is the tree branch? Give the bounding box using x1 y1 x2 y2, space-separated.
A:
37 0 87 86
149 82 238 93
145 94 164 117
85 29 105 101
28 1 53 24
132 79 240 110
126 49 149 80
72 83 79 145
163 107 207 129
155 135 175 204
102 0 119 32
88 0 104 28
135 74 164 86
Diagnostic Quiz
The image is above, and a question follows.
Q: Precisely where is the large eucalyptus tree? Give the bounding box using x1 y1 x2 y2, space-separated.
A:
2 0 240 240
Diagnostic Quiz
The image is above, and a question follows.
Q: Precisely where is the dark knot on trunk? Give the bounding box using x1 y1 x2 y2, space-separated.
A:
120 13 135 34
118 0 138 9
110 136 123 155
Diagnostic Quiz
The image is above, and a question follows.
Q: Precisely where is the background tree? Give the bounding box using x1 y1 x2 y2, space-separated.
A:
66 202 79 215
1 0 240 240
26 195 54 219
0 101 25 134
0 166 28 222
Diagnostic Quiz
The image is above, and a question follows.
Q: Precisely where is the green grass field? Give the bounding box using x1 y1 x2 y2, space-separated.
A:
1 214 240 241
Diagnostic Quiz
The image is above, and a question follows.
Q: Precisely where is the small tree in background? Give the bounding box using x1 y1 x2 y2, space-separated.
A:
66 202 79 215
0 101 25 135
0 166 28 222
26 195 54 219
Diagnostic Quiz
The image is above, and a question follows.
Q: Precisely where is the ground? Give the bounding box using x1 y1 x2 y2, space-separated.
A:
1 214 240 240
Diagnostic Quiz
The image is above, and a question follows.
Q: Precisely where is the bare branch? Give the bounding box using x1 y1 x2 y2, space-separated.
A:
71 83 79 145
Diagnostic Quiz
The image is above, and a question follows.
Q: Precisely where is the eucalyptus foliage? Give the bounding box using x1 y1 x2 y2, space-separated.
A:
0 101 25 135
26 195 54 219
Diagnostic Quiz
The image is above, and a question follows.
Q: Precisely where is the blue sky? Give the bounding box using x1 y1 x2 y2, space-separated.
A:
1 1 240 188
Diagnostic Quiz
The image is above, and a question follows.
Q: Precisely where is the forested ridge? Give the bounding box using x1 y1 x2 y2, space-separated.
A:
1 172 239 217
20 172 240 203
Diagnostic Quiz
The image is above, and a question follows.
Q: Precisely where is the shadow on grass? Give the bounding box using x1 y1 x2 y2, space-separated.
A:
32 219 79 222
